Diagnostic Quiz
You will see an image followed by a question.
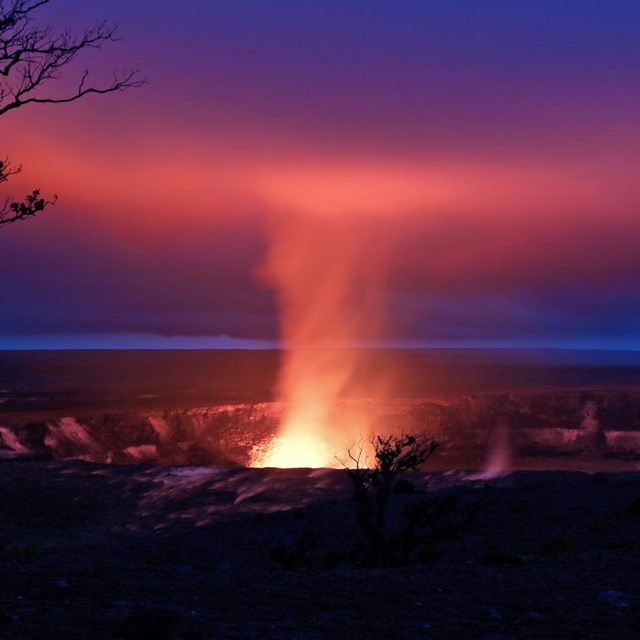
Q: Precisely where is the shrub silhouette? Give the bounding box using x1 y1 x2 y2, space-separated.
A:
344 433 437 566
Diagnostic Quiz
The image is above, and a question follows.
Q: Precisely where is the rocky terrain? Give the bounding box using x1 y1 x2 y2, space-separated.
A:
2 350 640 638
1 460 640 639
2 389 640 468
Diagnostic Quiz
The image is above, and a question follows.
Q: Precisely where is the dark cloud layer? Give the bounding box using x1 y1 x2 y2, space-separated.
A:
2 1 640 348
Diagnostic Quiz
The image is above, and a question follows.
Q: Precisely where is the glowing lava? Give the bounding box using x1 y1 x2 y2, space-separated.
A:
252 214 388 469
258 433 336 468
256 384 350 468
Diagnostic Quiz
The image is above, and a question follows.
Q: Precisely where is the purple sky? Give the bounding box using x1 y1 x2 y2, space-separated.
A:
1 0 640 349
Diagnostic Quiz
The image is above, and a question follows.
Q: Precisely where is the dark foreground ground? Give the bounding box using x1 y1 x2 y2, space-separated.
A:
1 459 640 639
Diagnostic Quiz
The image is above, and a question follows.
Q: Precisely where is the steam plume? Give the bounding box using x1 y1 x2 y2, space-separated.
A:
256 213 387 467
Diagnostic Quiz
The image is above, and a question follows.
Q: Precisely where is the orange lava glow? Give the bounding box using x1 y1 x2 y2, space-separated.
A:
251 212 388 468
257 433 337 469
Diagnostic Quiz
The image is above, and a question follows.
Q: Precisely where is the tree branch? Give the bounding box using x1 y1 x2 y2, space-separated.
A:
0 1 147 117
0 187 57 224
0 0 146 225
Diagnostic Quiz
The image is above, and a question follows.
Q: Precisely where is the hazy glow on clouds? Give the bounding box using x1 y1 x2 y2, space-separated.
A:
1 0 640 348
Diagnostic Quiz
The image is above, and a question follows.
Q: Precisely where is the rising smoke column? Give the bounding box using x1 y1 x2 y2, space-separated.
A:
257 213 388 467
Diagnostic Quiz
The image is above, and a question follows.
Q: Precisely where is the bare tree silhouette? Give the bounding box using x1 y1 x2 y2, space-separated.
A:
0 0 146 225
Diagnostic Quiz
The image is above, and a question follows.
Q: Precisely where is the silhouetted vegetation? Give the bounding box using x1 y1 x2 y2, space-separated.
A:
0 159 56 224
345 433 438 566
0 0 146 225
268 434 488 569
